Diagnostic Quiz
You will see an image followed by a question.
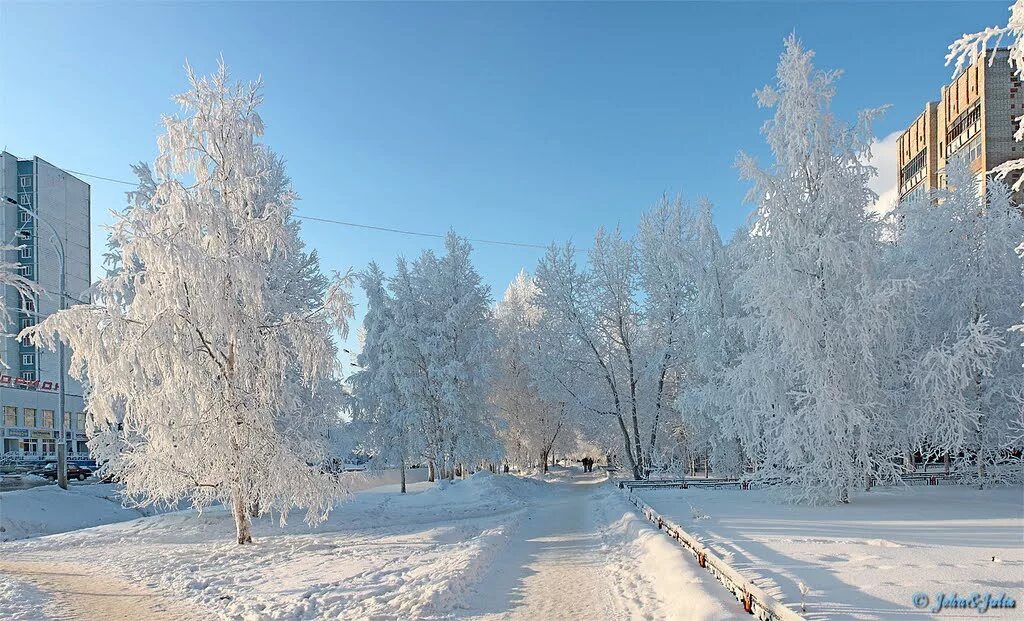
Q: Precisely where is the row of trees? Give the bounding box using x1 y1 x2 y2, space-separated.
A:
6 11 1021 556
352 35 1024 505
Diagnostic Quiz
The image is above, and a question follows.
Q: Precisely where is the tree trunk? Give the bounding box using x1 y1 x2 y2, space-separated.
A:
614 414 641 480
233 493 253 545
400 458 407 494
428 459 436 482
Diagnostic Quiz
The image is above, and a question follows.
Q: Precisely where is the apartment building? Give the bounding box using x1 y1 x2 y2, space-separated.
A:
897 48 1022 203
1 152 91 457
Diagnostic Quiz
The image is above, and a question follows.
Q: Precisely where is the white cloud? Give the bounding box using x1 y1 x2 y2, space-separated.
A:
867 130 901 215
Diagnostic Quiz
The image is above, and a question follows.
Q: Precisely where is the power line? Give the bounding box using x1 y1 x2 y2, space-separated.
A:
293 214 548 250
58 167 553 251
64 169 139 186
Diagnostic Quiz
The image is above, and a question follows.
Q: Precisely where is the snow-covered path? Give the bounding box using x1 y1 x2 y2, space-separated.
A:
460 470 737 620
0 560 205 621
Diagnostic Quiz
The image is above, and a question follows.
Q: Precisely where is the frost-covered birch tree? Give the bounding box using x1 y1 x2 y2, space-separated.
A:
493 270 565 471
533 237 646 479
27 62 354 544
367 234 499 481
350 262 420 492
730 37 906 504
894 161 1024 484
635 197 695 474
676 201 747 477
532 202 699 480
948 0 1024 364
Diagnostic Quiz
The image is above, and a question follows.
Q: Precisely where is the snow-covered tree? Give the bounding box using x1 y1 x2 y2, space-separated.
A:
532 200 700 480
893 160 1024 484
948 0 1024 367
675 201 747 477
349 262 420 492
492 270 565 471
635 196 695 474
533 235 646 479
367 234 499 481
26 62 354 544
729 37 907 503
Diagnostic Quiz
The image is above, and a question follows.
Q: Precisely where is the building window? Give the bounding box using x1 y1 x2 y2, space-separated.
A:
22 298 34 312
18 194 30 205
4 406 16 427
20 371 35 382
64 414 71 430
21 439 38 454
21 353 34 366
19 317 32 331
42 410 54 428
946 104 982 157
18 176 31 188
19 245 31 259
19 210 32 223
24 408 37 427
76 412 87 430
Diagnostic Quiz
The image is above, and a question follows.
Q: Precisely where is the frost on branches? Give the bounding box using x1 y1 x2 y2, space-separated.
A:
893 161 1024 485
492 270 566 471
351 233 500 482
26 62 354 544
731 37 908 504
349 262 419 492
532 197 695 480
949 1 1024 359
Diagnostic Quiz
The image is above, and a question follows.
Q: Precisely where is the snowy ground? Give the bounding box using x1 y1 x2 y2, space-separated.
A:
636 485 1024 620
0 468 740 620
1 483 152 541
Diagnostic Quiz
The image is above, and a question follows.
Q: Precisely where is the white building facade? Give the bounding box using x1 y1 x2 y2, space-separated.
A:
1 152 91 458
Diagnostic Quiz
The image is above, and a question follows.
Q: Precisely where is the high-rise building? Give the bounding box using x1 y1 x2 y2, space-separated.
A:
1 152 91 458
897 48 1021 203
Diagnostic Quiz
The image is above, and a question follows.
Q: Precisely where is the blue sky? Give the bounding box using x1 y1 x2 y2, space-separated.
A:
0 1 1011 368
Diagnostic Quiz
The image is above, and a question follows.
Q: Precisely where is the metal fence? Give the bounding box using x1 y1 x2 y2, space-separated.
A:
619 471 961 492
621 486 805 621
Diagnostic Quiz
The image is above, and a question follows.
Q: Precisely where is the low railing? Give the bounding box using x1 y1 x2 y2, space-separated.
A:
621 487 805 621
619 471 960 492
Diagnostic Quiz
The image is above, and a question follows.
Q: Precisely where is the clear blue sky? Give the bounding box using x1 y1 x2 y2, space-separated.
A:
0 1 1011 368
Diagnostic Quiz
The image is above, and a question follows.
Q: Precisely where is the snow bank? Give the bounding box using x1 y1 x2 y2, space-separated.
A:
1 471 541 620
638 485 1024 619
595 489 739 620
0 484 146 542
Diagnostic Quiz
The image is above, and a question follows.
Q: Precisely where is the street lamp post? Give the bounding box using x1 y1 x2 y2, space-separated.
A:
5 196 68 490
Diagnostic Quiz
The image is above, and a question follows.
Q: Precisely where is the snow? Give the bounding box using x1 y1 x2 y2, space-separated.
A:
0 469 740 620
0 571 52 621
0 483 149 541
636 485 1024 619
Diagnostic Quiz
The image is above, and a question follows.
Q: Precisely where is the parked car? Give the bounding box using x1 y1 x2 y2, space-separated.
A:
29 463 93 481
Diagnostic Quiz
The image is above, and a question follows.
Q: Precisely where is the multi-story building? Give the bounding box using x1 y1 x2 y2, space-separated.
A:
1 152 91 458
897 48 1022 203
